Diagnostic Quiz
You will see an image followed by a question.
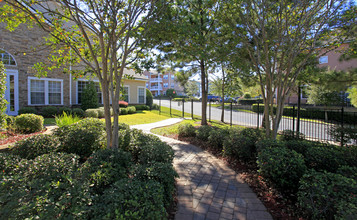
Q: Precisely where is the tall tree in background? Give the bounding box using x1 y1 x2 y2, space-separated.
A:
225 0 353 139
149 0 221 125
184 81 199 98
1 0 165 148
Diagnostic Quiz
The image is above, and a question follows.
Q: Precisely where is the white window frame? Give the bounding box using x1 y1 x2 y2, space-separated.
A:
171 75 175 80
28 77 63 106
163 75 168 79
164 83 168 88
76 79 103 104
137 86 146 104
319 56 328 64
0 49 17 66
123 85 130 103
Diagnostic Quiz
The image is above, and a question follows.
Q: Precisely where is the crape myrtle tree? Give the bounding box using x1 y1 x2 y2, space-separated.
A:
224 0 353 139
147 0 222 125
1 0 166 148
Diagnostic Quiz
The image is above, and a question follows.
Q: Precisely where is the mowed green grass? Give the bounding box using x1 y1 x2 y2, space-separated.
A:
114 110 170 125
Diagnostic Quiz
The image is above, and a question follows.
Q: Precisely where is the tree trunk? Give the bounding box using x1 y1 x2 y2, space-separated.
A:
200 60 207 125
221 66 225 122
101 78 113 149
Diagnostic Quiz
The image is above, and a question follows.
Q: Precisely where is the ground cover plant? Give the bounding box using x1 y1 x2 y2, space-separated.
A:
151 120 357 219
1 119 177 219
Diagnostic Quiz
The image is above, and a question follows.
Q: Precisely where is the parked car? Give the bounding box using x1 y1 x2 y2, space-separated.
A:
207 95 220 102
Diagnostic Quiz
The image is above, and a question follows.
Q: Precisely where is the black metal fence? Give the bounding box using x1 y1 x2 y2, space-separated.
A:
155 98 357 145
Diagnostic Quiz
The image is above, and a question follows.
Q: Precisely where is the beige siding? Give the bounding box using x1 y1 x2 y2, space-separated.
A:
123 79 147 104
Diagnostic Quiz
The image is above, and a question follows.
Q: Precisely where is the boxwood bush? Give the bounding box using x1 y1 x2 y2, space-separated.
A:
18 107 37 115
97 108 105 118
54 118 106 159
85 108 99 118
11 134 60 159
133 105 150 110
58 107 72 115
127 106 136 114
120 108 128 115
178 123 196 137
72 108 85 117
14 113 44 133
256 139 284 152
279 130 305 141
196 125 214 141
208 128 229 149
304 145 346 172
41 106 58 118
0 153 21 175
257 147 307 193
298 170 357 219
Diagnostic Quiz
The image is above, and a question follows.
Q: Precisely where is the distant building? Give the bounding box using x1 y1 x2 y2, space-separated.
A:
143 70 185 96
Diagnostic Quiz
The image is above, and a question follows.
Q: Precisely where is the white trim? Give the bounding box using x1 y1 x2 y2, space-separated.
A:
27 77 63 106
0 48 17 67
123 85 130 103
137 86 146 104
4 69 19 115
76 79 103 105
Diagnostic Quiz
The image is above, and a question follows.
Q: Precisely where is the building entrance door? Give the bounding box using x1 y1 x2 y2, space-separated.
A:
4 69 19 116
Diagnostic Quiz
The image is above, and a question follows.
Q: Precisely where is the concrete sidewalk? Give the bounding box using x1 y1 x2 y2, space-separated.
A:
133 119 272 220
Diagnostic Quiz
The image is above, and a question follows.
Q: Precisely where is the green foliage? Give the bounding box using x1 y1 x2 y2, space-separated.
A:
328 125 357 145
256 139 284 152
14 113 44 133
208 128 230 149
243 93 251 99
18 107 37 115
238 98 263 105
41 106 58 118
54 118 106 159
257 147 307 192
91 179 166 220
348 87 357 107
134 104 150 110
298 170 357 219
223 128 262 161
196 125 214 141
279 130 305 141
80 149 133 194
0 153 21 175
166 88 176 98
184 81 199 98
85 108 99 118
178 123 196 137
120 107 128 115
146 88 153 107
81 81 99 110
72 108 85 117
0 153 91 219
337 166 357 180
127 106 136 114
304 145 346 172
0 62 7 129
11 134 60 159
307 84 345 106
58 107 72 115
283 140 317 155
97 108 105 118
55 112 81 127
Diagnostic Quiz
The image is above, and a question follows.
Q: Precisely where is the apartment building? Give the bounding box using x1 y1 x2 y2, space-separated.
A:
143 70 185 96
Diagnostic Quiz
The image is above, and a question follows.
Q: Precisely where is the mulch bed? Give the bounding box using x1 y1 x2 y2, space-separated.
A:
173 135 303 220
0 129 47 146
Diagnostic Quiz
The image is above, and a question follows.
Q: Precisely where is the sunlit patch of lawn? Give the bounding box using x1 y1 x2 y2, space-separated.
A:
44 118 56 125
111 110 170 125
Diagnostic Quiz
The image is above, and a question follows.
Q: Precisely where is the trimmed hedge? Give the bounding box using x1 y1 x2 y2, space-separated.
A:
238 98 263 105
208 128 229 149
14 113 44 134
85 108 99 118
196 125 213 141
18 107 37 115
41 106 58 118
178 123 196 137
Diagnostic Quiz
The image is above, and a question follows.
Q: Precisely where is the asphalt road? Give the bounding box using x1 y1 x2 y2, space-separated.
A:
154 99 334 141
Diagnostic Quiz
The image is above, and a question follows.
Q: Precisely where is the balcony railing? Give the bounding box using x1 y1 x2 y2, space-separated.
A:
151 86 163 90
150 78 162 83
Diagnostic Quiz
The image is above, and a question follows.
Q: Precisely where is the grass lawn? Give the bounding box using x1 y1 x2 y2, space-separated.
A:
114 110 170 125
44 118 56 125
150 106 201 119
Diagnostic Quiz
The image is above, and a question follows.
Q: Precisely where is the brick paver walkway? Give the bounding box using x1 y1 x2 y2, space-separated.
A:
132 119 272 220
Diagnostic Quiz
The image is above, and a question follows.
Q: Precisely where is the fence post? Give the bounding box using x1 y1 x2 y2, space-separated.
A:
257 102 260 128
209 99 211 122
182 99 185 118
341 107 344 147
159 96 161 115
297 86 301 135
230 101 233 126
191 99 194 119
170 97 172 117
292 105 295 132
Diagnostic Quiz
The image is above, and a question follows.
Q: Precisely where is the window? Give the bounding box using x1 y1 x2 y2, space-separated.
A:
123 86 130 102
163 75 168 79
138 87 145 104
164 83 168 88
171 75 175 80
319 56 328 64
171 83 175 88
146 83 148 88
28 78 62 105
77 81 102 104
0 49 16 66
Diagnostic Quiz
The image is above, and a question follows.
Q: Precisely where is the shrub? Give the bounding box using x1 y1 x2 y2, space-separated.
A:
55 112 81 127
146 88 153 108
119 100 128 108
337 166 357 179
208 128 229 149
81 81 99 110
196 125 213 141
11 134 60 159
257 147 307 192
14 113 44 133
4 115 15 130
58 107 72 115
91 179 166 219
279 130 305 141
238 98 263 105
283 140 317 155
0 153 21 175
18 107 38 115
133 105 150 110
136 141 175 165
0 152 91 219
54 118 106 159
97 108 105 118
72 108 85 117
328 125 357 145
41 106 58 118
256 139 284 152
342 145 357 167
152 103 160 110
298 170 357 219
304 145 346 172
85 108 99 118
178 123 196 137
120 107 128 115
80 149 133 194
127 106 136 114
243 93 251 99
